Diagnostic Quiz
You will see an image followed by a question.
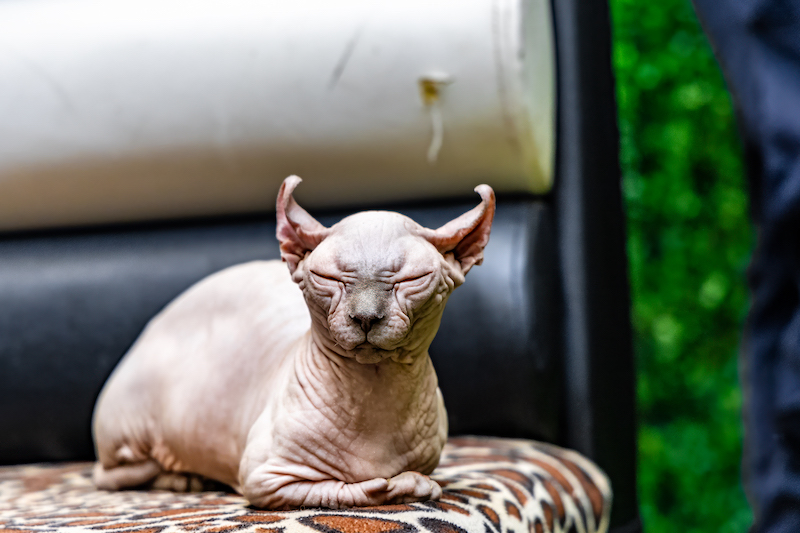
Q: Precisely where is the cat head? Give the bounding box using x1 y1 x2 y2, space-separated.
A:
276 176 494 364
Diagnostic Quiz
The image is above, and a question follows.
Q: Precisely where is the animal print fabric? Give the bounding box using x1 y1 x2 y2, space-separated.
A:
0 437 611 533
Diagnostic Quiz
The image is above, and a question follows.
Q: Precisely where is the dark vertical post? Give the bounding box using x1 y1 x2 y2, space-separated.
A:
551 0 641 530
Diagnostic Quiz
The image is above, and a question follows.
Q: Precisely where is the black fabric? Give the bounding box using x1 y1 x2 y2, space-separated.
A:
0 198 561 465
692 1 800 531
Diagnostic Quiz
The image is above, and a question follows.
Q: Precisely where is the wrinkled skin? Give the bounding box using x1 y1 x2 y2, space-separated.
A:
92 176 495 509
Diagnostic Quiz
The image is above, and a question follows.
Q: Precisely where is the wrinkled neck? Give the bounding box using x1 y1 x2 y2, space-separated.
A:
294 332 438 428
299 330 435 393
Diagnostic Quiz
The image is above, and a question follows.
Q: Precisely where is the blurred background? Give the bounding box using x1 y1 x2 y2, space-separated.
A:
611 0 754 530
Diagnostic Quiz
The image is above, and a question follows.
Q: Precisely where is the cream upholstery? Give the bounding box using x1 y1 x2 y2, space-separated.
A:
0 0 554 232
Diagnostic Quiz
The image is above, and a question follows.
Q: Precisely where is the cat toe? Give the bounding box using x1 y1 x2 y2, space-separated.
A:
362 478 390 494
386 472 440 502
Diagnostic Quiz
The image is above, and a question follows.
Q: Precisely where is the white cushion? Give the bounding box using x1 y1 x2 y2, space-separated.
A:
0 0 554 231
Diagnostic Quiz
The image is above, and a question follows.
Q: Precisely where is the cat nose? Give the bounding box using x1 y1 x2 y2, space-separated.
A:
348 285 387 333
349 310 384 333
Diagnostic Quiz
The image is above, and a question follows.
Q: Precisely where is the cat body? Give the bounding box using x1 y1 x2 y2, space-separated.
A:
92 176 495 509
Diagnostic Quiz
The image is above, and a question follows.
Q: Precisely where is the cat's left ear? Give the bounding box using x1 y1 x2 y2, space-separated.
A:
419 185 495 275
276 176 330 274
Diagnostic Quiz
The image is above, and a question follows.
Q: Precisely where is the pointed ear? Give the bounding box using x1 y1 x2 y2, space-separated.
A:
276 176 330 273
418 185 495 275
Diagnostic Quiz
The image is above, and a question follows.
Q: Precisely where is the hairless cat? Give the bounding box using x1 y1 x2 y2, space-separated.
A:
92 176 495 509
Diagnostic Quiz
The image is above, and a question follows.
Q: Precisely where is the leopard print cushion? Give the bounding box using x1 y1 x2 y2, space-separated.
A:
0 437 611 533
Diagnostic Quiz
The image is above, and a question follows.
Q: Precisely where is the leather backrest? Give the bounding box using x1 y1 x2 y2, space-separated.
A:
0 198 561 464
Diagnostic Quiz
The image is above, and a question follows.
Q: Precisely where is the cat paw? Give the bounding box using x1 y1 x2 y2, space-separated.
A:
93 460 161 491
149 472 208 492
385 471 442 503
244 474 392 509
241 468 439 509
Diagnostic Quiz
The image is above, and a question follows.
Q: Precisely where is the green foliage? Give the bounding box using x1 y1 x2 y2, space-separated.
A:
610 0 754 530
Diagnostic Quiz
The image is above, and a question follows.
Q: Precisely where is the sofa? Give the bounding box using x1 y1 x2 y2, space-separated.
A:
0 0 640 531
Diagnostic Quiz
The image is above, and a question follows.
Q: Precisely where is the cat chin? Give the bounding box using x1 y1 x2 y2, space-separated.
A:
346 343 412 365
346 343 386 363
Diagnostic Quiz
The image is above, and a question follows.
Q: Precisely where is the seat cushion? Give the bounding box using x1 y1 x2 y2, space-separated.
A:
0 437 610 533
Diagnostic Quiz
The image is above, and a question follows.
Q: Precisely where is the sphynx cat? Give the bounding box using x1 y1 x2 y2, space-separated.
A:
92 176 495 509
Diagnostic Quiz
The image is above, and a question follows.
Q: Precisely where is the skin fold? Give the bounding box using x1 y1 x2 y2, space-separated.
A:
92 176 495 510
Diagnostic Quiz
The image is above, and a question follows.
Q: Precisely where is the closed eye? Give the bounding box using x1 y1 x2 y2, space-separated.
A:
398 272 433 283
310 271 341 283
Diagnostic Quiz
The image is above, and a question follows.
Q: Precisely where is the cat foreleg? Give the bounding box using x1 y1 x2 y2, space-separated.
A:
242 466 391 509
242 464 442 509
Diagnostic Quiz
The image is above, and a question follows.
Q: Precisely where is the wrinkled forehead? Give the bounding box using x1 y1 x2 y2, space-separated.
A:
309 212 438 273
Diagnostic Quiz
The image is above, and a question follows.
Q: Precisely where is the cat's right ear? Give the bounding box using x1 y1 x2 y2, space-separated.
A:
276 176 330 274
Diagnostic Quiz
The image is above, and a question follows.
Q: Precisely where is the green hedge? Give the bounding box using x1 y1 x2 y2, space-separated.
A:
610 0 753 530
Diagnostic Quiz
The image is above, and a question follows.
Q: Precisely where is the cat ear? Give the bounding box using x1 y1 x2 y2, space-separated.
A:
418 185 495 275
276 176 330 273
